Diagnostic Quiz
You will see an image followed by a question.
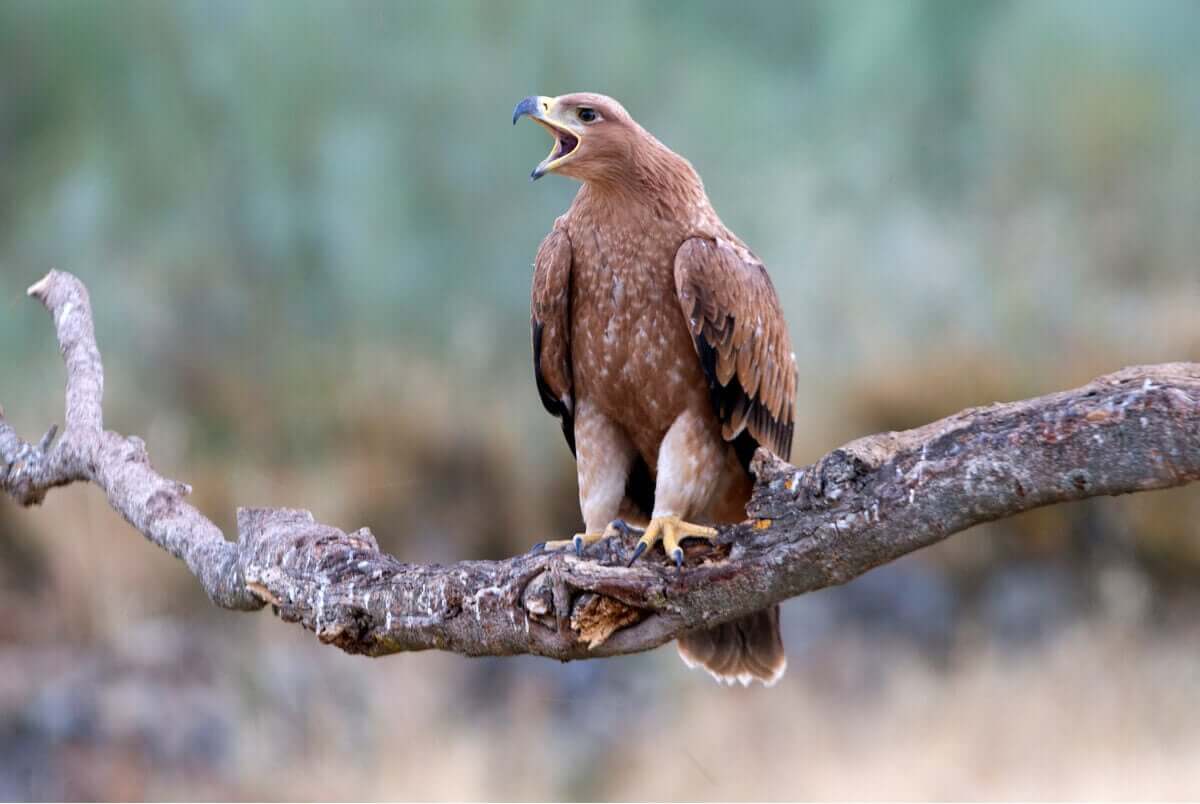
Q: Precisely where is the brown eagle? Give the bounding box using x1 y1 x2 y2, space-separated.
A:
514 93 796 686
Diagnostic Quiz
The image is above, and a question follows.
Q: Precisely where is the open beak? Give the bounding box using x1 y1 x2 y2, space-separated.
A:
512 95 581 180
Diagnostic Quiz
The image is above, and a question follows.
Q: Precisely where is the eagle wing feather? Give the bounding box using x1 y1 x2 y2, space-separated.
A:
675 236 797 463
530 224 575 454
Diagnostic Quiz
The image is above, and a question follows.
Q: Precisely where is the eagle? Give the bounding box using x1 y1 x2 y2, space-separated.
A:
514 93 796 686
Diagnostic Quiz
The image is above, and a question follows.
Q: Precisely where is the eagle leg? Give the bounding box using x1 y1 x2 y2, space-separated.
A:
627 515 718 568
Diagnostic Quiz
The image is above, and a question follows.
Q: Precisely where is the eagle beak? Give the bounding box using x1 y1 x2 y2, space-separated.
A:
512 95 582 181
511 95 549 126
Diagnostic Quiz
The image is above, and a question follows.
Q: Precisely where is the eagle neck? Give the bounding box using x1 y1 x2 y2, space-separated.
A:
578 135 706 224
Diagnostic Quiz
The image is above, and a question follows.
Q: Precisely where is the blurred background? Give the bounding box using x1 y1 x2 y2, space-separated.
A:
2 0 1199 798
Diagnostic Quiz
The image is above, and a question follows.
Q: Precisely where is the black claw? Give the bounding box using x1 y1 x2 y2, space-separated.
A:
627 541 647 567
573 535 584 557
611 518 642 537
530 542 546 554
672 548 684 569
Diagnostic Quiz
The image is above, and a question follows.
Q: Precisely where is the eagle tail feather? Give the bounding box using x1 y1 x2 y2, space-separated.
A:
676 605 786 687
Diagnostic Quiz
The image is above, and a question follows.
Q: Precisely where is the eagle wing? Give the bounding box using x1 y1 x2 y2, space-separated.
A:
530 223 575 454
674 236 797 464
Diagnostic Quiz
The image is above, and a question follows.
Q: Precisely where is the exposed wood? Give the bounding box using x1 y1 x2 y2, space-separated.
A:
3 271 1199 661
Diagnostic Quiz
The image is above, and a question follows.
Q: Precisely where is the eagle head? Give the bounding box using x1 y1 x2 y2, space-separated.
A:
512 92 637 183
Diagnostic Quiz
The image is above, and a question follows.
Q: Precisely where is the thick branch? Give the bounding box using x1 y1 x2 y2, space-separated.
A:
3 271 1199 660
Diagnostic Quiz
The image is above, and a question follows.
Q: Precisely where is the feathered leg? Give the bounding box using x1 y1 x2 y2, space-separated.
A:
628 407 722 566
622 408 787 686
534 400 636 555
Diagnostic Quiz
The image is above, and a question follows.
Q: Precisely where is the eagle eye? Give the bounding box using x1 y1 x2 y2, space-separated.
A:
577 107 598 123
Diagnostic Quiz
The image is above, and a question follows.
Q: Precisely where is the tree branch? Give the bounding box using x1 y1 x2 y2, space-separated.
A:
3 271 1199 660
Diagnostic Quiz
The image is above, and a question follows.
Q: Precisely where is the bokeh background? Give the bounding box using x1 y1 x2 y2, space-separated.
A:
2 0 1200 799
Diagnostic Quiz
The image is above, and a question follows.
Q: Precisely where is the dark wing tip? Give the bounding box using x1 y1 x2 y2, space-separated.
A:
532 319 576 456
694 324 792 467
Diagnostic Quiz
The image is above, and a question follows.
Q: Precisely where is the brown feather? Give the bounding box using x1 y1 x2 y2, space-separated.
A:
677 606 787 686
530 222 575 451
674 237 797 462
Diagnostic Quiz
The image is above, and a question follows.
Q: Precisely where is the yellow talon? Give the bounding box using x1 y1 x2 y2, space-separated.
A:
628 515 718 568
534 521 626 556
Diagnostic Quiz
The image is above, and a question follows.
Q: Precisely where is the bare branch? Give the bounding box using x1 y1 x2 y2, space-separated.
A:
3 271 1199 660
3 270 260 610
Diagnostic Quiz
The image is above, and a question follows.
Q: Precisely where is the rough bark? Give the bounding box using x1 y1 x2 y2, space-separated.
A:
3 270 1199 661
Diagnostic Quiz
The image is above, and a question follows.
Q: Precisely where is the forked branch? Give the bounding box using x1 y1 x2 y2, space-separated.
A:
3 271 1199 660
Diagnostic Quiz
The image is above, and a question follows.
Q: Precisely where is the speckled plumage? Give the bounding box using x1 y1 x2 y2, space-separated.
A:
523 93 795 685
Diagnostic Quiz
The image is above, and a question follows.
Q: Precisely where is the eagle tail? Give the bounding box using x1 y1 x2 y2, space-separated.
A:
676 605 786 687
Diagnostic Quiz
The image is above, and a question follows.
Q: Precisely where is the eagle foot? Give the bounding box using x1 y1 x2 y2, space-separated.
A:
532 521 624 557
627 515 718 568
